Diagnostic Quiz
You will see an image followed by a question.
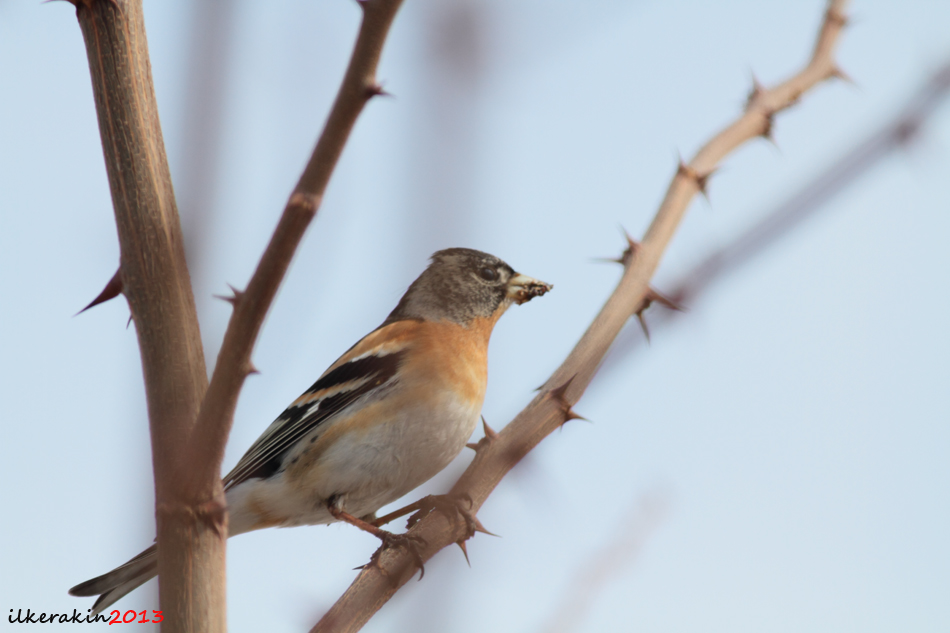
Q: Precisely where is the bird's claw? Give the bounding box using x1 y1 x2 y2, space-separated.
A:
369 530 428 580
407 493 493 540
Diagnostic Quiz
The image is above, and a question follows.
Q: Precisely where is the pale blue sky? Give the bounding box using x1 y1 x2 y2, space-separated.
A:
2 1 949 631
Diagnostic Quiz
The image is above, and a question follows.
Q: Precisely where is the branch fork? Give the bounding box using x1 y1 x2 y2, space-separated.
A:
68 0 405 630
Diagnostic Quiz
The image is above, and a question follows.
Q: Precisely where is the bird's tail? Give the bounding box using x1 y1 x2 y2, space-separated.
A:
69 545 158 615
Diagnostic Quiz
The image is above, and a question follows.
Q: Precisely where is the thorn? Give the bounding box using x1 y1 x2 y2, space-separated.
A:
636 312 651 343
592 256 626 265
470 515 498 537
126 314 133 329
695 168 716 201
548 390 587 425
619 225 641 265
829 65 854 85
634 287 683 342
761 112 776 145
619 225 638 251
456 540 471 567
645 287 684 313
481 415 498 441
76 269 122 315
434 492 498 537
745 74 779 148
677 160 715 199
467 415 498 451
245 362 260 376
746 72 766 110
213 284 244 307
365 82 393 99
547 375 575 406
547 374 577 420
676 154 689 178
563 408 588 423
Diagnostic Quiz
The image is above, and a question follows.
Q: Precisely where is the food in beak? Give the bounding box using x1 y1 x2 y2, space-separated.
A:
507 273 553 305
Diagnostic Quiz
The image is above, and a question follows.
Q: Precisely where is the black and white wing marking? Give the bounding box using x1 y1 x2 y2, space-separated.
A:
223 350 405 489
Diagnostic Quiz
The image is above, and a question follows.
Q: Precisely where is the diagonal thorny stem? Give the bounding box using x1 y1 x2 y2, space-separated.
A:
183 0 405 502
311 2 850 631
599 60 950 375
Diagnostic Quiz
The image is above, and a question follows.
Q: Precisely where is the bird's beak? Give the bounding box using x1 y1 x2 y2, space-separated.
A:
507 273 552 305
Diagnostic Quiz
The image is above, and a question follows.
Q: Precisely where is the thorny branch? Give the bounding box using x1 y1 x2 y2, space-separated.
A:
69 0 405 631
601 59 950 374
311 2 851 631
68 1 213 630
183 0 405 494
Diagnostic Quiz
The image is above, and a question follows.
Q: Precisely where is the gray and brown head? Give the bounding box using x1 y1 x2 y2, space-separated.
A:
385 248 551 325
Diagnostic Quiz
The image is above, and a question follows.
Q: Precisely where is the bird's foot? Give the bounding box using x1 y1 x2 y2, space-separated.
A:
407 493 493 537
367 530 428 579
330 502 427 579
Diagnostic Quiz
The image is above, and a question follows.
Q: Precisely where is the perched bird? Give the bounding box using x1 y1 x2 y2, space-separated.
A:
70 247 551 613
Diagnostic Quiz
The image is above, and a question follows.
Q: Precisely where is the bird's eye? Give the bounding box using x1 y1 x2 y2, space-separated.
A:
478 267 498 281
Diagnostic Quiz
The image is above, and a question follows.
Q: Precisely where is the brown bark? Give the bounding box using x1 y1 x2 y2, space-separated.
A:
70 0 406 630
70 0 217 631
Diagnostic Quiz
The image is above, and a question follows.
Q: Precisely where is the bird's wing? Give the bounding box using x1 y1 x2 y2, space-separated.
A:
223 325 413 490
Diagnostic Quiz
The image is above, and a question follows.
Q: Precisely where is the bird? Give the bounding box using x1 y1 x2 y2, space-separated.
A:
69 247 551 614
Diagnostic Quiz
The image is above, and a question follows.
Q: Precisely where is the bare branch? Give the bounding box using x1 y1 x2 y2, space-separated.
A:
69 0 406 629
183 0 406 493
678 59 950 306
311 2 850 631
600 58 950 373
68 0 213 630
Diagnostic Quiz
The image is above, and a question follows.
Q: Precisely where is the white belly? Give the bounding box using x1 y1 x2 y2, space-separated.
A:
226 391 480 535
